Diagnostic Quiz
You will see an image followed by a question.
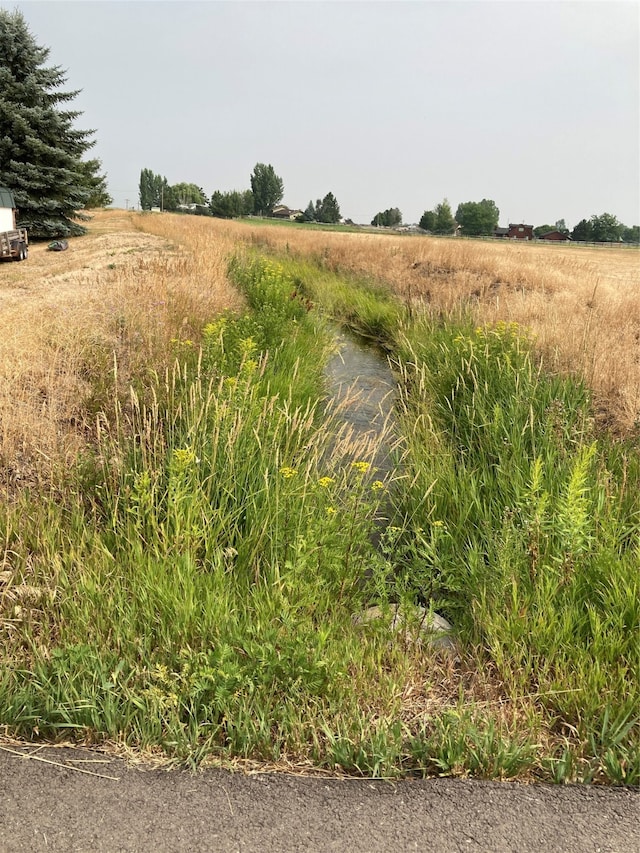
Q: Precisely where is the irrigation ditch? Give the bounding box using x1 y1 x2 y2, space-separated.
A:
0 246 638 784
323 325 456 648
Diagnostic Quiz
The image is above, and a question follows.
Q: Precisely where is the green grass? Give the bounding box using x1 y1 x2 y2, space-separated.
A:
390 318 639 782
1 249 638 783
236 215 382 235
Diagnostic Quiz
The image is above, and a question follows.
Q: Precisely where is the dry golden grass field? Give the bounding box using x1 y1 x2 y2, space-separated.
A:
1 209 638 491
223 219 639 432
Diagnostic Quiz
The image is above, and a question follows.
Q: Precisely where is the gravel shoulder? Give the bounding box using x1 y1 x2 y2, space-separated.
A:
1 744 638 853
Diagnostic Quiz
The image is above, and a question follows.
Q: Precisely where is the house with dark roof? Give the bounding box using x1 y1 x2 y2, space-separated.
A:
506 223 534 240
538 230 571 242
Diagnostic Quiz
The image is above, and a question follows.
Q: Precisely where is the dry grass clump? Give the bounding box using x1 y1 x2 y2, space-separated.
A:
0 210 240 491
2 208 634 492
212 221 640 433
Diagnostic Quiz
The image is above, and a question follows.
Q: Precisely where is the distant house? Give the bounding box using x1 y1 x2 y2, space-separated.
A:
539 230 571 242
494 224 535 240
506 223 534 240
271 205 303 220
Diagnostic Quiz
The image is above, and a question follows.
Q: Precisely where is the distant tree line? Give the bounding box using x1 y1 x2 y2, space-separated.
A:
412 198 638 243
569 214 638 244
138 160 640 244
138 170 208 213
140 163 344 225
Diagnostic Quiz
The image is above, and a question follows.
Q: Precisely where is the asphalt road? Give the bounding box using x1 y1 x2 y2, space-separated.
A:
1 745 638 852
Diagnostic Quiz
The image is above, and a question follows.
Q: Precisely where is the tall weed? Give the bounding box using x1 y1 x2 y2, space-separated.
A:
392 317 639 782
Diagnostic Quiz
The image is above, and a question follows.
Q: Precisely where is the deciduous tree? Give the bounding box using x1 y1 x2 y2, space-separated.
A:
419 199 456 234
570 218 592 242
210 189 253 218
419 210 436 232
250 163 284 216
138 168 156 211
0 9 96 237
455 199 499 237
570 214 623 243
138 169 175 211
589 212 623 243
172 182 207 206
371 207 402 227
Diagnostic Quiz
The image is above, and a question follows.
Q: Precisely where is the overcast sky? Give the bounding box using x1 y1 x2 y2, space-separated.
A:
6 0 639 226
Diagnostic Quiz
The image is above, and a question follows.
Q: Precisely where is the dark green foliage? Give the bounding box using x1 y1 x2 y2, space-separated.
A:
315 191 341 224
250 162 284 216
419 210 436 232
371 207 402 227
588 213 623 243
209 189 254 218
571 218 592 242
78 158 112 208
571 213 635 243
0 9 96 237
455 199 500 237
433 199 456 234
419 200 456 235
138 169 175 211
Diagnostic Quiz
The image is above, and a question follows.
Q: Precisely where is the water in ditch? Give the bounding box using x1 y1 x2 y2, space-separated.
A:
323 327 456 647
323 326 398 478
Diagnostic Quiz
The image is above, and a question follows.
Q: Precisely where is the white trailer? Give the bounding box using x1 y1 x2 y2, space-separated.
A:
0 187 28 261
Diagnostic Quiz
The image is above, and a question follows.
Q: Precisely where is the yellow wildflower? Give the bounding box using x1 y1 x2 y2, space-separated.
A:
351 461 371 474
371 480 385 492
172 448 197 467
279 466 298 479
318 477 335 488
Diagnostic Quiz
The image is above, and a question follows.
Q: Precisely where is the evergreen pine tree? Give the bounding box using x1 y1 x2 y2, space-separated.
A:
433 199 456 235
78 159 112 208
316 192 341 224
0 9 96 237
